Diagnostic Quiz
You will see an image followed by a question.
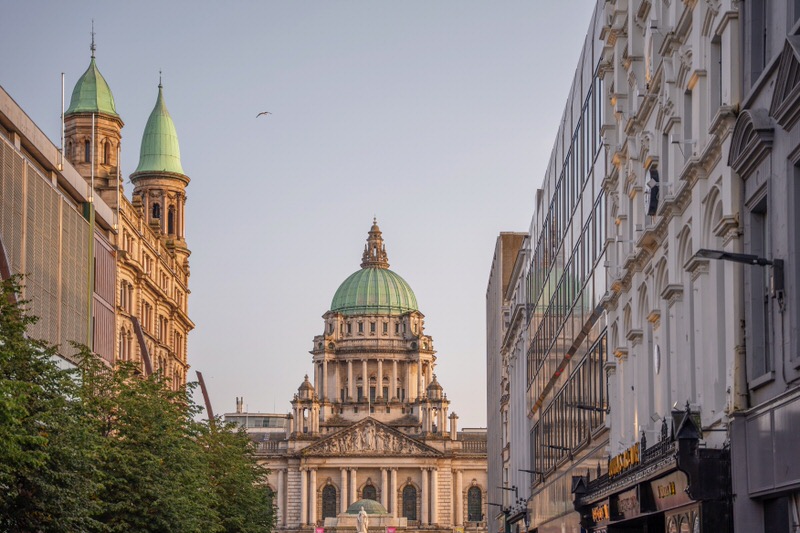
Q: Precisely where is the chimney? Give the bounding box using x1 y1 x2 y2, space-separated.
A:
236 396 244 414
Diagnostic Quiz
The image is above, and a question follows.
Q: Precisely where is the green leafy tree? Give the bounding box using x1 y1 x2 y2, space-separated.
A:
0 276 102 532
199 420 275 533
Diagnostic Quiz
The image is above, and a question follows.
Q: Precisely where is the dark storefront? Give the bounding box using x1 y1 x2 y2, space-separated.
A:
572 406 731 533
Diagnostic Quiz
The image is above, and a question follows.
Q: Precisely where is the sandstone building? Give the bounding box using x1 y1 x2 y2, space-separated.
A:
0 39 193 384
230 222 488 533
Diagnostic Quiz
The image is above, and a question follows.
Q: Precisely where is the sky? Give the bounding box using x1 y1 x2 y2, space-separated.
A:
1 1 596 428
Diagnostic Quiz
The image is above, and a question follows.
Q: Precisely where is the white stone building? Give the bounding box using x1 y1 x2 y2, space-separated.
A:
237 222 488 533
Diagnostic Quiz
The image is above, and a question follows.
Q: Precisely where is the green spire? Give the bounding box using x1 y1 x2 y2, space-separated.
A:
134 83 185 175
65 57 119 117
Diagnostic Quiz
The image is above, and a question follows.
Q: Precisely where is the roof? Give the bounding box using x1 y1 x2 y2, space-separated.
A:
133 85 185 176
330 267 418 316
65 57 118 117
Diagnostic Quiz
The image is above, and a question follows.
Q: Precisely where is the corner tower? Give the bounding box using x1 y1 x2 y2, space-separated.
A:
130 82 190 269
64 38 123 209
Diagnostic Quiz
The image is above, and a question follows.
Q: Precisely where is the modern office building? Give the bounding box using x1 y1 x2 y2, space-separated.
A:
253 221 488 533
487 5 610 531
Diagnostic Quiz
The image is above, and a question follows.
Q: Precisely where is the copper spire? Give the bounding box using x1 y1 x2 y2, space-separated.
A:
360 217 390 269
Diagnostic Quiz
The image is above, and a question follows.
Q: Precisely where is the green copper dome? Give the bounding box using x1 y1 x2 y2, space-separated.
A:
331 267 418 316
330 220 418 316
66 57 118 117
133 85 185 175
346 499 388 515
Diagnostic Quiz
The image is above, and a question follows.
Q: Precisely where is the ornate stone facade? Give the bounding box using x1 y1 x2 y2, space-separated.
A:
64 44 193 384
233 223 487 533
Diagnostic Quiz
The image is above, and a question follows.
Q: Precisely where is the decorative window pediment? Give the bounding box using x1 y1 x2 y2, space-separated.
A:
728 109 773 179
769 36 800 129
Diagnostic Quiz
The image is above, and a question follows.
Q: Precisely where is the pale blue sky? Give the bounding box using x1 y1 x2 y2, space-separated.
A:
1 1 596 427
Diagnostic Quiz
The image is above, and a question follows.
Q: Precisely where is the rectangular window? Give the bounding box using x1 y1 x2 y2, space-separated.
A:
749 196 772 379
357 386 363 401
358 322 364 334
370 322 376 333
383 322 388 334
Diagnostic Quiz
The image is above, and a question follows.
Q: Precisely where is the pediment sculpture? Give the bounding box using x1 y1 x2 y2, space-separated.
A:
302 419 439 457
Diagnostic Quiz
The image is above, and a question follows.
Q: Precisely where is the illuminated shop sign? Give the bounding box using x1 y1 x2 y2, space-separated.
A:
608 442 640 478
591 502 610 523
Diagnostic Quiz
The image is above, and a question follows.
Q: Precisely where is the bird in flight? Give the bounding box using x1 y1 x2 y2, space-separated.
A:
256 111 272 118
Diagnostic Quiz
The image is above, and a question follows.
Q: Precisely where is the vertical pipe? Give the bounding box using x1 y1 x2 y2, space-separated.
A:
60 73 65 170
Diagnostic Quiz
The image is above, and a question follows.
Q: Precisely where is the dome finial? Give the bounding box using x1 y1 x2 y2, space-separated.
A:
159 70 163 89
361 218 389 269
90 20 96 59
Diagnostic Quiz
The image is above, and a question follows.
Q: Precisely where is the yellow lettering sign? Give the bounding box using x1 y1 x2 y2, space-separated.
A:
608 443 640 478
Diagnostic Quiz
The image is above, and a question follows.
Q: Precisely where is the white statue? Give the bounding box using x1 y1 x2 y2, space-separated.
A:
356 505 369 533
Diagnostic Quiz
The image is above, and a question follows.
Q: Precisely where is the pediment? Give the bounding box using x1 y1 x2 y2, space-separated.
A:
770 36 800 129
301 417 441 457
728 108 773 178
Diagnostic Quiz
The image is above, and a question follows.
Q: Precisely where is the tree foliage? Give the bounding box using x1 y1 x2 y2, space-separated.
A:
0 276 275 532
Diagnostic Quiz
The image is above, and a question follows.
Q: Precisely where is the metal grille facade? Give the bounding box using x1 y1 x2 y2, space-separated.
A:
0 135 91 361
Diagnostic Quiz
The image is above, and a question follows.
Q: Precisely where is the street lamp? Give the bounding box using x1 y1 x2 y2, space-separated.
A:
695 248 784 301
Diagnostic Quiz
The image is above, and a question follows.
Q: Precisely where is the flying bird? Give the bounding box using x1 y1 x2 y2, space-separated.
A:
256 111 272 118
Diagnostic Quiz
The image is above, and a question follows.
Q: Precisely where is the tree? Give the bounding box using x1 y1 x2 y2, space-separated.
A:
199 420 275 533
0 276 102 532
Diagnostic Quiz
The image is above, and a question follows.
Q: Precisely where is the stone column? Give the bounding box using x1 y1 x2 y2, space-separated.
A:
421 467 429 526
377 359 384 398
336 362 341 402
322 358 328 401
278 468 286 526
362 360 368 400
431 467 438 525
381 468 388 508
348 360 354 400
455 470 463 526
350 468 358 504
391 468 398 517
341 468 349 512
406 363 412 401
339 468 348 513
392 360 399 400
300 468 308 526
418 361 424 399
309 468 318 525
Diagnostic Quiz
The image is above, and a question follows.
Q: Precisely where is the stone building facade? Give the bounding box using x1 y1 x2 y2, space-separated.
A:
727 2 800 530
63 44 193 384
240 222 488 533
0 39 193 382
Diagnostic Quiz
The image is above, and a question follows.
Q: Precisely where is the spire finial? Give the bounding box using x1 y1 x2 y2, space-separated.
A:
90 20 96 58
360 218 390 269
158 70 163 89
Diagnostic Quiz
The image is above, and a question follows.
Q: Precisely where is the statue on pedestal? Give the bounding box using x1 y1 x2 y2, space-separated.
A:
356 505 369 533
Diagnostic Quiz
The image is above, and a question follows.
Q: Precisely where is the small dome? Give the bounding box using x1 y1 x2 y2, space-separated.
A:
133 84 185 176
66 57 118 117
346 499 388 515
427 375 443 391
298 375 314 392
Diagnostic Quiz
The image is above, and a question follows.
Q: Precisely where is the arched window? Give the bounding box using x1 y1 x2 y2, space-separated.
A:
362 484 377 501
168 206 175 234
103 141 110 165
322 485 337 519
467 486 482 522
152 203 161 219
84 140 91 162
402 485 417 521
